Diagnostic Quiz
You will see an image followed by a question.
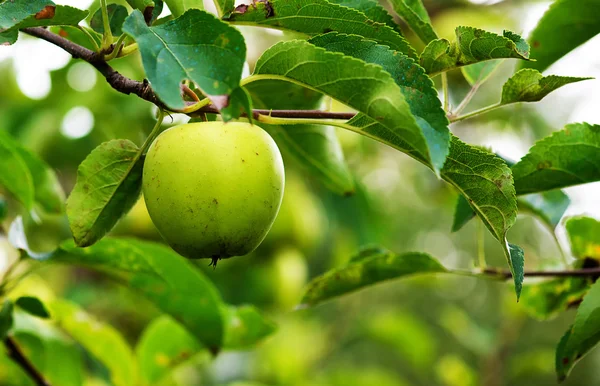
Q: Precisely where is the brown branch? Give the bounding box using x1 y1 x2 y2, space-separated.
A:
5 337 51 386
482 267 600 280
22 27 356 121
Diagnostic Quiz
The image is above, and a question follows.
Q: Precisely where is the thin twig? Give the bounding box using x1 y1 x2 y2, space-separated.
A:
188 106 355 120
5 337 51 386
482 267 600 280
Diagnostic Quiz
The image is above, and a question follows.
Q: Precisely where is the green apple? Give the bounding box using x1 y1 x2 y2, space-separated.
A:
142 121 285 264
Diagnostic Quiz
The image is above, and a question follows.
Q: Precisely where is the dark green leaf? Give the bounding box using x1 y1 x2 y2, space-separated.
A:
0 0 54 30
520 277 589 321
213 0 235 16
48 299 136 386
300 248 447 307
90 4 128 35
518 190 570 229
51 238 225 352
0 29 18 46
136 315 205 385
219 86 253 123
386 0 437 43
66 139 143 247
0 300 14 340
223 305 277 349
461 60 503 86
123 9 246 113
0 197 6 222
512 123 600 194
508 243 524 300
15 297 50 319
308 32 449 173
126 0 155 13
565 217 600 260
420 27 530 75
328 0 397 29
163 0 204 18
521 0 600 73
246 80 354 195
16 147 65 214
501 69 591 105
227 0 416 58
555 279 600 380
451 194 476 232
0 130 34 208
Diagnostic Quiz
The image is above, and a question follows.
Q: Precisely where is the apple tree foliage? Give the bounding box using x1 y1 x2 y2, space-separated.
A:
1 0 600 383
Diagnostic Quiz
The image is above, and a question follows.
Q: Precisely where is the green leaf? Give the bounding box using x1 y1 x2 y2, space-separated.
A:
461 60 503 86
0 130 34 209
451 194 476 232
227 0 417 58
126 0 155 12
223 305 277 349
0 0 54 30
16 147 65 214
66 139 143 247
518 190 570 229
300 248 447 307
520 277 589 321
48 299 137 386
12 311 84 386
565 217 600 260
508 243 524 300
90 4 128 35
123 9 246 113
308 32 450 173
246 80 354 195
163 0 204 17
521 0 600 73
511 123 600 194
254 39 447 173
50 25 101 51
136 315 205 385
386 0 437 43
219 86 253 123
15 297 50 319
213 0 235 17
0 300 14 340
0 29 18 46
555 279 600 381
420 27 530 76
327 0 397 29
0 197 7 222
501 69 591 105
51 237 225 352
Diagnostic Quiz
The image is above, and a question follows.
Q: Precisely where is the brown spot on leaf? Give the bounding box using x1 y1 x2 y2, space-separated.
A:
58 28 68 38
35 6 56 20
562 357 569 365
537 160 552 170
533 41 540 49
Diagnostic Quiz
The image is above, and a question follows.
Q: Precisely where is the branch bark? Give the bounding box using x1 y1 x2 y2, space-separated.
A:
482 267 600 280
4 336 51 386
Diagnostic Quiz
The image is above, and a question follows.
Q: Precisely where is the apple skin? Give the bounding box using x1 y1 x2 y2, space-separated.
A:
142 121 285 261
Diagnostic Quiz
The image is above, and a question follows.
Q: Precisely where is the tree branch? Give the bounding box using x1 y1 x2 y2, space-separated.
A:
4 336 51 386
482 267 600 280
22 27 356 121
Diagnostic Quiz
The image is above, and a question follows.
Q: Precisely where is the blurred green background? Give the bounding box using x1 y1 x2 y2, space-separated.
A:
1 0 600 385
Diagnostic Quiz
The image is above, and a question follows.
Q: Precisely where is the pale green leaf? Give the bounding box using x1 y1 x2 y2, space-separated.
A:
163 0 204 17
501 69 591 104
521 0 600 72
66 140 143 247
50 238 225 352
461 60 503 86
328 0 397 29
0 130 34 209
451 194 476 232
565 217 600 260
48 299 136 386
300 248 447 307
16 147 65 214
136 315 205 385
214 0 236 16
512 123 600 194
122 9 246 112
223 305 277 349
90 4 128 35
518 190 570 229
556 279 600 381
246 80 354 195
520 277 589 321
420 27 530 75
227 0 416 58
308 32 450 173
386 0 437 43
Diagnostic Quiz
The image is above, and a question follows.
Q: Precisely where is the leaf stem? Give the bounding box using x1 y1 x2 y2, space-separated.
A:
103 34 127 61
452 82 481 117
141 110 166 153
441 73 449 112
100 0 113 49
77 26 100 51
256 114 357 133
118 43 138 57
449 102 502 123
477 219 487 268
5 336 51 386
